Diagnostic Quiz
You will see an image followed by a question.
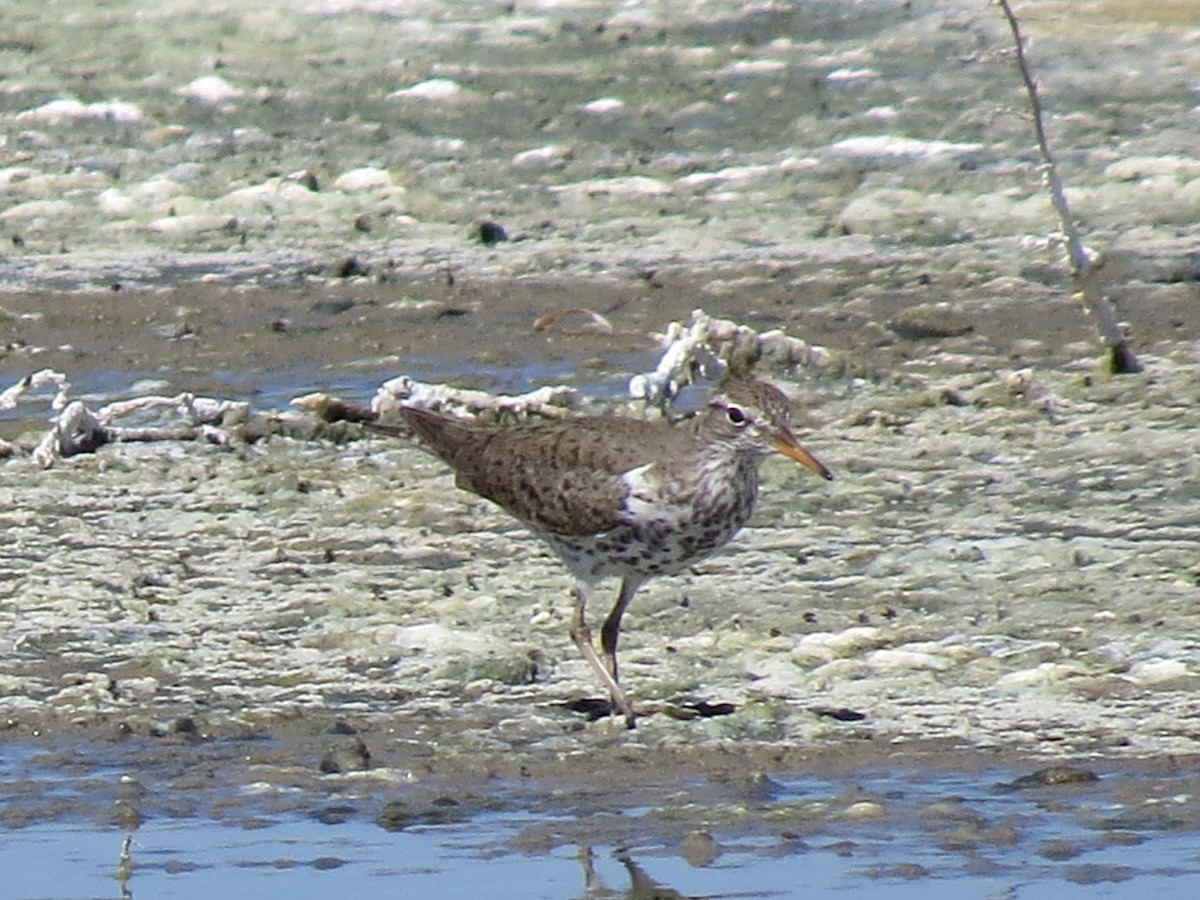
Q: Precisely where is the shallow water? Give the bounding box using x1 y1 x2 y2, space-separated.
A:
9 782 1200 900
5 750 1199 899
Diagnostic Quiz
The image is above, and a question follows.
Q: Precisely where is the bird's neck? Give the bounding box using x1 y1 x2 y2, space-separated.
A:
692 446 761 506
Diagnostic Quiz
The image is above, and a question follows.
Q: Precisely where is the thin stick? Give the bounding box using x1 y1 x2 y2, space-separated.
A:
997 0 1142 374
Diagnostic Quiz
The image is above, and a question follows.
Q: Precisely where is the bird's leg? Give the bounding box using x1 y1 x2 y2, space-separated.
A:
568 579 636 728
600 576 643 683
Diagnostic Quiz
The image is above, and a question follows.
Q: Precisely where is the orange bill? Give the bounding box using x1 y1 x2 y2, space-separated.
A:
772 433 833 481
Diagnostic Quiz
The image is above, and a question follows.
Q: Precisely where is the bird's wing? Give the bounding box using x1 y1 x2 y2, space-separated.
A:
449 419 663 537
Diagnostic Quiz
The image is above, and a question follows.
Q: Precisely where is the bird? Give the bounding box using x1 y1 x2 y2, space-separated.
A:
365 374 832 728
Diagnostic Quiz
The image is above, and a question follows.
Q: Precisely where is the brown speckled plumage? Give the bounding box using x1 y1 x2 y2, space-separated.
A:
370 375 832 727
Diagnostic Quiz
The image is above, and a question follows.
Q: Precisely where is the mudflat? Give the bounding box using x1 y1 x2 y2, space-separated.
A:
0 0 1197 849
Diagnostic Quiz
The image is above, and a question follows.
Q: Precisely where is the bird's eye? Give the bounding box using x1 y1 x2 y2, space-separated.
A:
726 405 747 426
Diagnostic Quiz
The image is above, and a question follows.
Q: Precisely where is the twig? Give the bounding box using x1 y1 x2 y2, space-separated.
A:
115 834 134 898
531 307 615 335
291 393 376 423
997 0 1142 374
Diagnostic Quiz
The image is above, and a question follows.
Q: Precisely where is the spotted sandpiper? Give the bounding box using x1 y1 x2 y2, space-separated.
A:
367 375 832 727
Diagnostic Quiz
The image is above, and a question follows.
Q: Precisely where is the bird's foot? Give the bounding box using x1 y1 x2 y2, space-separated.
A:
564 696 637 729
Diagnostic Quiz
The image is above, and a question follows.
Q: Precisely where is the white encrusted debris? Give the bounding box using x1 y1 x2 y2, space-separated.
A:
629 309 830 408
0 368 70 412
372 376 578 419
97 393 249 426
0 369 253 468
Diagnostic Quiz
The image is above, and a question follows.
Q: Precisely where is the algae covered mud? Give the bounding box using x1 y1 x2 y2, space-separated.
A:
0 0 1198 896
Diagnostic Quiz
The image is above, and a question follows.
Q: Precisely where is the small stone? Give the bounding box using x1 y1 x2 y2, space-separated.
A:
111 799 143 830
1040 839 1084 861
1005 767 1099 790
843 800 885 820
477 221 508 245
681 830 721 867
178 75 243 104
319 737 370 774
332 167 393 192
332 256 370 278
388 78 464 102
377 800 413 832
